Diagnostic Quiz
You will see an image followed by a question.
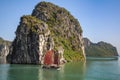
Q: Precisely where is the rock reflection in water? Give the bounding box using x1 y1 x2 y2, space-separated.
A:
0 62 86 80
38 62 86 80
62 62 86 80
1 58 120 80
7 64 39 80
0 64 9 80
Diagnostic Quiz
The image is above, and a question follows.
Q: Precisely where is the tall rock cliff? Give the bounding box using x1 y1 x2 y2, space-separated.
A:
32 2 85 61
7 2 85 64
7 16 54 64
84 38 118 57
0 37 11 63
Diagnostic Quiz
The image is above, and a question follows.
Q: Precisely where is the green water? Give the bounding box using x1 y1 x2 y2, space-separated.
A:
0 57 120 80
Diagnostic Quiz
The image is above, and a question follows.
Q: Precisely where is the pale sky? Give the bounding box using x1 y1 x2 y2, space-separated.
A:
0 0 120 54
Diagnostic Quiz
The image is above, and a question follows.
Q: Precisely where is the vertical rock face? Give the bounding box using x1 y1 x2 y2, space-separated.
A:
0 45 9 63
0 37 11 63
7 1 86 64
7 16 54 64
0 45 9 58
32 2 86 61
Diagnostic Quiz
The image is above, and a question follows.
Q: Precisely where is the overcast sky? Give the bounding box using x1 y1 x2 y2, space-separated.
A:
0 0 120 54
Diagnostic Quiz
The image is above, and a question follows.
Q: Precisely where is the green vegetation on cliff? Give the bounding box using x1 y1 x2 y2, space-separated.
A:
32 2 85 61
8 1 85 63
0 37 11 46
20 15 49 34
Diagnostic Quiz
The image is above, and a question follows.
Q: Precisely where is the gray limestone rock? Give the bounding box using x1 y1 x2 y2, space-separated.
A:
0 37 11 63
7 1 86 64
7 16 54 64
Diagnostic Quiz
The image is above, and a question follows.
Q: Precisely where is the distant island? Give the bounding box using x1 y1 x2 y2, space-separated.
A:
0 37 11 63
84 38 118 57
0 37 11 58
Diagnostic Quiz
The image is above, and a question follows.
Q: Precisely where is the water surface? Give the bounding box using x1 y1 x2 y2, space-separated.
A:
0 57 120 80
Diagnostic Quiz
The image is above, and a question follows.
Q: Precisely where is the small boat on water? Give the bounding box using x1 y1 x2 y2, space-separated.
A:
42 50 61 69
42 46 66 70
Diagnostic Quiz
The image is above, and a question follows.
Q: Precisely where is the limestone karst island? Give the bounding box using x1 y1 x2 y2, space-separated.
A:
0 1 120 80
0 2 118 66
0 1 118 68
6 1 86 67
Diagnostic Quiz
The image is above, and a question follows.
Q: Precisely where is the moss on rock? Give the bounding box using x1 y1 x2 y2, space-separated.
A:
32 2 85 61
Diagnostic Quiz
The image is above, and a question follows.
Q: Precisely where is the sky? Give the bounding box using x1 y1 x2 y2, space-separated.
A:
0 0 120 53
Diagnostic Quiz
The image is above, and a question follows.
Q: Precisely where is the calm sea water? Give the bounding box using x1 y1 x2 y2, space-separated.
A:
0 57 120 80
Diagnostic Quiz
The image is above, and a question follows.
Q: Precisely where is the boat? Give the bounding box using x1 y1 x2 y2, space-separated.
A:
42 50 60 69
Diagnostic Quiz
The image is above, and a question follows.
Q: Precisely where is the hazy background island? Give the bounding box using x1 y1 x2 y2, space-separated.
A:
0 0 120 54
